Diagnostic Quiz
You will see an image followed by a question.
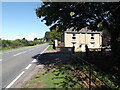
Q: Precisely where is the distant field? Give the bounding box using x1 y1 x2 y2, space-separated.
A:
0 44 40 53
0 39 45 53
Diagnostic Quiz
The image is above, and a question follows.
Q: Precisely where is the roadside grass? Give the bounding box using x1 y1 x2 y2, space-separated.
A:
0 44 41 53
22 65 85 89
21 63 119 89
0 46 29 53
21 49 119 89
47 45 53 50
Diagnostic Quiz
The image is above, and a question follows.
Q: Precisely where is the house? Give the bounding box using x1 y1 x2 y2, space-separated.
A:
64 27 102 51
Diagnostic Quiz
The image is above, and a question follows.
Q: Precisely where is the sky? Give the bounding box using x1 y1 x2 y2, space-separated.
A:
1 2 50 40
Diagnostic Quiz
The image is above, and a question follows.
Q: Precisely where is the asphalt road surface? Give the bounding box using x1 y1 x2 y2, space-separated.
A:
1 43 49 89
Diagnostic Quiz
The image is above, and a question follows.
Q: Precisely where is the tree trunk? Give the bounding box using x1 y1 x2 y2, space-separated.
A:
110 29 119 63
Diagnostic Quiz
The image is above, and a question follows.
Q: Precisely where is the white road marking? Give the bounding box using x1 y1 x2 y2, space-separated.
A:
13 51 27 56
40 45 50 54
31 45 49 63
32 59 37 63
6 71 25 88
5 44 49 88
25 64 32 69
0 59 2 61
0 53 2 55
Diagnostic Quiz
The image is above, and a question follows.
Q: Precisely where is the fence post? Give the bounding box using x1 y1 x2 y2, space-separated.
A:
72 46 75 54
89 65 91 90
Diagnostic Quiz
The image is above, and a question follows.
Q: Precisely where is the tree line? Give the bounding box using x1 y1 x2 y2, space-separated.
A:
0 38 44 50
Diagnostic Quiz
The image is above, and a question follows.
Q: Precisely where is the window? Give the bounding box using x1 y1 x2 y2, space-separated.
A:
91 42 95 44
90 42 95 47
72 36 76 39
91 34 94 40
73 34 75 36
72 34 76 40
91 37 94 40
91 34 94 36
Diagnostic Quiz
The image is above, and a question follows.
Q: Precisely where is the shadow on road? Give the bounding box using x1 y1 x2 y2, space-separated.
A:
32 52 73 66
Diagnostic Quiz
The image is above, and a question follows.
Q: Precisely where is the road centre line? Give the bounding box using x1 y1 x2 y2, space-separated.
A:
13 51 27 56
25 64 32 69
6 45 49 88
6 71 25 88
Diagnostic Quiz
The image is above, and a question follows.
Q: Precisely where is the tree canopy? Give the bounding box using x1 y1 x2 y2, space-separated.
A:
44 27 62 42
44 31 51 42
49 26 62 42
36 2 120 31
36 2 120 62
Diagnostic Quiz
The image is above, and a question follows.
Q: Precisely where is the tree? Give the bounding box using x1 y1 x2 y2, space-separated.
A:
21 39 29 46
22 38 26 40
36 2 120 62
50 26 62 42
44 31 50 42
34 38 38 41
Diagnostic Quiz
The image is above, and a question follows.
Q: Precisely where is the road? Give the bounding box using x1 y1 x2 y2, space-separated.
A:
0 43 49 89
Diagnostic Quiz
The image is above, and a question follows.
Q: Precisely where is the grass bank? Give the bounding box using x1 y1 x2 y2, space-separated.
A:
0 44 41 53
22 65 85 89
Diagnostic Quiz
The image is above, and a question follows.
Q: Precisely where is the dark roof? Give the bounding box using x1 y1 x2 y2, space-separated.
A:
65 27 102 34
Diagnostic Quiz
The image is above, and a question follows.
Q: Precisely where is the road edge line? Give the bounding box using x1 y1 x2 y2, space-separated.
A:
32 59 37 63
25 64 32 70
40 45 50 54
6 71 25 88
6 44 50 88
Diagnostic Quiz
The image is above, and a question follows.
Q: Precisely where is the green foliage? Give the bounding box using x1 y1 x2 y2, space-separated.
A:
81 64 120 89
44 26 62 42
36 2 120 62
22 65 85 89
47 45 53 50
44 31 50 42
1 39 45 51
36 2 120 31
49 26 62 42
97 21 103 31
34 38 38 41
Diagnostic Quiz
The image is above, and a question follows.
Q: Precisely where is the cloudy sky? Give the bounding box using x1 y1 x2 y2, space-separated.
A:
1 2 50 40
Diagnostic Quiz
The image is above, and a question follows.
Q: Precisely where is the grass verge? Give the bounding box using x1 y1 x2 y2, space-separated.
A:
47 45 53 50
22 65 85 89
0 44 41 53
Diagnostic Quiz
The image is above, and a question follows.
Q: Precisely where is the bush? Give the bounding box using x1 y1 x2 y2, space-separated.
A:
1 39 44 50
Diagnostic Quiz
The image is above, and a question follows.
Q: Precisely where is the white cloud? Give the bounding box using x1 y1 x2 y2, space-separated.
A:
12 36 23 40
25 32 39 41
1 32 39 41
